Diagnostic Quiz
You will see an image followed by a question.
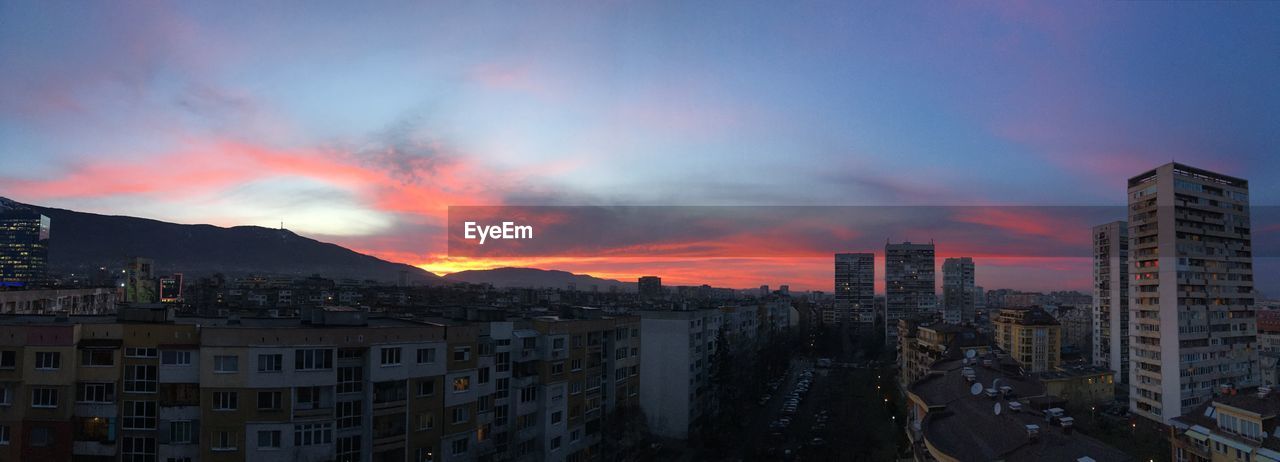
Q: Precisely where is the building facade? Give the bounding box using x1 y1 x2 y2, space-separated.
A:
941 257 975 325
885 242 935 346
0 210 50 288
0 305 641 462
1092 220 1129 386
1127 163 1257 423
832 253 874 326
992 307 1062 373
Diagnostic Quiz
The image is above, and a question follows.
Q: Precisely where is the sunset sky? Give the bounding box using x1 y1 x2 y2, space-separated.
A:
2 2 1278 293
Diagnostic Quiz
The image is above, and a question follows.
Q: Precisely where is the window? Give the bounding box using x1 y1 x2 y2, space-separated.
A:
214 355 239 373
478 367 490 384
380 347 402 366
551 436 561 451
571 359 582 371
257 430 282 449
161 350 192 366
123 401 157 429
452 347 470 362
0 385 10 405
416 348 436 364
337 436 362 462
338 348 363 360
125 347 157 358
551 410 563 424
374 380 407 403
0 351 13 369
81 349 114 366
520 386 537 403
257 354 282 373
453 376 470 393
29 426 53 447
337 400 362 429
451 437 469 455
35 351 60 370
0 425 9 445
451 407 469 424
125 365 158 393
551 362 565 375
295 349 333 370
418 379 436 397
337 366 363 394
78 382 116 403
296 386 322 410
417 412 435 431
31 387 58 408
169 421 193 444
258 391 283 410
122 436 156 462
294 423 333 446
213 431 237 451
214 391 238 411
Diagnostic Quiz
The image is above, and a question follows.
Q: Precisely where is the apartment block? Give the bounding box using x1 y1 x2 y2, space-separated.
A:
1127 163 1256 423
886 242 936 346
1093 221 1129 386
0 305 640 462
992 307 1062 373
941 257 975 325
832 253 875 325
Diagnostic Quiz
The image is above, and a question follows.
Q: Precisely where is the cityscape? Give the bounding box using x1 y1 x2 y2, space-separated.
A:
2 2 1279 462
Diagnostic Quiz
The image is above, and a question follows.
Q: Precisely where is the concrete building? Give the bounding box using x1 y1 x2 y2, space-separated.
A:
0 210 50 288
831 253 874 326
637 309 719 439
1048 305 1092 360
637 277 662 302
1093 220 1129 386
1127 163 1257 423
992 307 1062 373
0 287 117 314
897 316 992 389
1169 386 1280 462
885 242 935 346
0 305 640 462
941 257 975 325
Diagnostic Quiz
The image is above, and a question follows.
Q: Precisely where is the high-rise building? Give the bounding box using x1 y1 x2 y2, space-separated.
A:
832 253 875 325
125 257 157 303
0 210 50 288
637 276 662 301
885 242 935 345
941 257 975 325
1127 163 1256 423
1092 221 1129 386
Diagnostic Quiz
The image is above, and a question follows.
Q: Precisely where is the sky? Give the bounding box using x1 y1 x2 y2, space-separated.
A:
2 1 1278 293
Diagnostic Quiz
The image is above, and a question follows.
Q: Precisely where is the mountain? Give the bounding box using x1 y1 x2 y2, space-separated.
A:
0 197 445 284
445 267 633 291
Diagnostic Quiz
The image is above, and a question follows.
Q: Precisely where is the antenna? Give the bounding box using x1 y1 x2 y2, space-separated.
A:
994 402 1002 415
970 383 983 396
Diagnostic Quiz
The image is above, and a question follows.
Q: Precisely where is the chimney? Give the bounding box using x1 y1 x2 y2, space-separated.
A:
1061 416 1075 434
1025 424 1040 441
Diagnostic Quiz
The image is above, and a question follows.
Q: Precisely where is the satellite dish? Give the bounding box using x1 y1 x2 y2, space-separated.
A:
994 403 1003 415
965 349 977 359
970 383 983 396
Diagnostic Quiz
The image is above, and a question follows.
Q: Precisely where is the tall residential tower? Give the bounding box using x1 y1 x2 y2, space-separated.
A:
885 241 935 345
833 253 875 325
941 257 975 325
1092 221 1129 386
1127 163 1256 423
0 210 50 288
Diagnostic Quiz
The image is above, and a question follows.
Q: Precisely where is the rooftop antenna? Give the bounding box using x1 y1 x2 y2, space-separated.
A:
994 402 1002 415
969 383 983 396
